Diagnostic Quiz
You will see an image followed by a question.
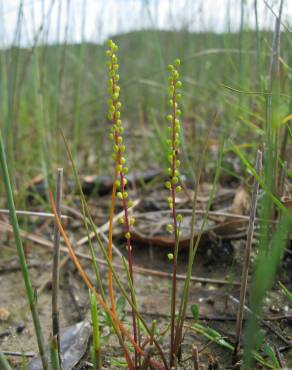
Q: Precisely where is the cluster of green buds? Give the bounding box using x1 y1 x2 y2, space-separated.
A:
165 59 183 234
106 39 135 241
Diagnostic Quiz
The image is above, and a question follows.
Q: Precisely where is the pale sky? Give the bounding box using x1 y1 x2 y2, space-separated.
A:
0 0 291 47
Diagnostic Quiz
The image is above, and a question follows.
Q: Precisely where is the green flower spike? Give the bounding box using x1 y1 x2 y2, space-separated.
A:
106 39 135 246
165 59 183 218
165 59 183 363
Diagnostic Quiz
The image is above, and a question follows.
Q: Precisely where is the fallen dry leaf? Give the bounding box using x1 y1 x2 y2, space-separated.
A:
0 307 10 321
230 186 250 215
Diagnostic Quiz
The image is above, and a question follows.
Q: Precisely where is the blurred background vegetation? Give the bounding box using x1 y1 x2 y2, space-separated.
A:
0 0 291 203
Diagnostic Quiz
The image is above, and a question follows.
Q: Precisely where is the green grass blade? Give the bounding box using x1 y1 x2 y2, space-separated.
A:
0 352 12 370
50 336 61 370
90 291 102 370
243 212 291 369
279 281 292 302
0 130 49 370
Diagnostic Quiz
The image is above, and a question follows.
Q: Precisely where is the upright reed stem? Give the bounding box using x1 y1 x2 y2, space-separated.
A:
233 150 262 359
90 291 102 370
173 115 220 355
52 168 63 363
0 130 49 370
50 335 61 370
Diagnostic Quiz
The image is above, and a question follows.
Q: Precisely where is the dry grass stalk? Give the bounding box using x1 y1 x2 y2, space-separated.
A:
52 168 63 361
233 150 262 359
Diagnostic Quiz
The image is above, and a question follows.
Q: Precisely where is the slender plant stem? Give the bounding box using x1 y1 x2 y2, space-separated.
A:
61 130 168 369
192 346 199 370
50 192 135 369
120 168 138 367
233 150 262 359
108 174 117 313
108 50 120 314
0 209 68 219
106 40 138 366
50 194 166 370
166 60 182 367
140 346 154 370
73 0 87 156
260 0 284 310
150 320 156 346
279 161 287 198
50 336 61 370
1 351 35 358
173 122 222 355
90 291 101 370
0 130 49 370
60 130 106 301
52 168 63 363
254 0 261 88
4 0 23 180
55 0 70 153
170 216 179 365
173 166 202 353
267 0 284 199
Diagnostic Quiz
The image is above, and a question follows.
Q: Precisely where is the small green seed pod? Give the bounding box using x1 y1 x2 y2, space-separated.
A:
172 176 179 184
172 70 179 79
165 181 171 190
174 58 180 67
118 217 124 224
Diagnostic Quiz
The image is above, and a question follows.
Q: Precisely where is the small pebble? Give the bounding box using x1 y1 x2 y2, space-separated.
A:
269 305 280 313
